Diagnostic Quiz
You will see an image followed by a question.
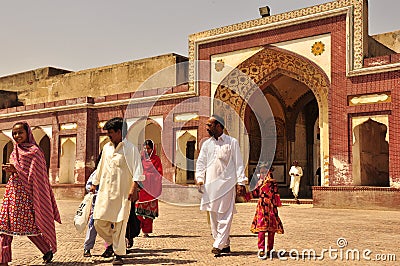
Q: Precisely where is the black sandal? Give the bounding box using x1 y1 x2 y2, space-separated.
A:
126 238 133 248
43 251 53 263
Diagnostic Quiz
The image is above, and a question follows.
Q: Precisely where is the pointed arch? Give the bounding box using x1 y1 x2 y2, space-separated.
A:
1 133 13 184
33 126 51 172
214 46 330 184
127 117 163 151
214 46 329 119
59 137 76 184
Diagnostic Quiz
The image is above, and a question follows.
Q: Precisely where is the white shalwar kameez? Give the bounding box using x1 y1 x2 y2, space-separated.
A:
195 134 247 250
92 139 144 255
289 165 303 199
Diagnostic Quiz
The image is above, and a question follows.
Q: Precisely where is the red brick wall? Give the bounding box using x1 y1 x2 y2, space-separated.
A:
313 186 400 210
348 72 400 184
329 17 350 185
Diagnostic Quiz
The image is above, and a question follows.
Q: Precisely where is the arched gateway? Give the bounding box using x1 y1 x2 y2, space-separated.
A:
214 46 330 197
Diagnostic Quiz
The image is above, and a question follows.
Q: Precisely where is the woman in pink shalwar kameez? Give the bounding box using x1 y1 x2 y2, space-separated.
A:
0 122 61 265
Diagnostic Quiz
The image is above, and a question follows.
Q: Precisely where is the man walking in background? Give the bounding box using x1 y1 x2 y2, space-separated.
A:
289 160 303 204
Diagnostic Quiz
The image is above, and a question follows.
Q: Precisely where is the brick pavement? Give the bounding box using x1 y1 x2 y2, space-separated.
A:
8 200 399 265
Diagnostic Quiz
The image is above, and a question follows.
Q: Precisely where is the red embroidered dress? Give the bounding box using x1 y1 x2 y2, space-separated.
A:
250 177 284 234
0 123 61 252
0 172 40 235
135 145 163 220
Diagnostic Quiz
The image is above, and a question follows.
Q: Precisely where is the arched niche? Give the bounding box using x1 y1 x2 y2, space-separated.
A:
352 117 389 186
59 137 77 184
99 136 110 153
127 118 162 153
0 132 13 184
144 123 162 156
127 118 164 181
175 130 197 184
33 127 51 172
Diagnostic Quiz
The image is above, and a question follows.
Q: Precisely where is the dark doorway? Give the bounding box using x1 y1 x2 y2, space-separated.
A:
2 141 13 184
39 135 51 172
186 141 195 182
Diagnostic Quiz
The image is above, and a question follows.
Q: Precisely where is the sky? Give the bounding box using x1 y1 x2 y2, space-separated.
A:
1 0 399 77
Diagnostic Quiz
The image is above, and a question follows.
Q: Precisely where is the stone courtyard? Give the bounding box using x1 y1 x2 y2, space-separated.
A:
8 200 399 265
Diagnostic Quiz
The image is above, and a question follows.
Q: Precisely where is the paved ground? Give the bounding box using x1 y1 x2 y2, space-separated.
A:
8 200 399 265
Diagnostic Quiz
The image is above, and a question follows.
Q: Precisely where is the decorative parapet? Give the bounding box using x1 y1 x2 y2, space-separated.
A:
0 84 191 119
188 0 400 88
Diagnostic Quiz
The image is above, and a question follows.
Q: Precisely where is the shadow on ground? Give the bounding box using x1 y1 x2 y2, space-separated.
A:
221 250 257 257
127 248 188 255
151 234 201 238
230 234 257 238
120 258 197 265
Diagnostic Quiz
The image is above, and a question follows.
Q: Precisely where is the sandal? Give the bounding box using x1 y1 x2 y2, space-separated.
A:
43 251 53 263
257 249 266 260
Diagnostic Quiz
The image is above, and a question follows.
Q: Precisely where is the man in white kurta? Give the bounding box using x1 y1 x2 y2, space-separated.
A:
90 117 144 264
289 160 303 201
196 115 247 256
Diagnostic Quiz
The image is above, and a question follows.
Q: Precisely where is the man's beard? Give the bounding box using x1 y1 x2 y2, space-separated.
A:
207 129 214 137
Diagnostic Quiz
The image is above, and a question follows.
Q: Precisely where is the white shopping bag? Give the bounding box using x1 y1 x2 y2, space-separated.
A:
73 192 94 233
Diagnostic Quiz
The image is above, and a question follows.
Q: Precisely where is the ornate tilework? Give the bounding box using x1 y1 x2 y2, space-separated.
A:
311 41 325 56
214 47 329 119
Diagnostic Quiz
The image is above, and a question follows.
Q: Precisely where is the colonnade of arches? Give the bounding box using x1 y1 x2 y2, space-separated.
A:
0 119 200 186
127 119 198 185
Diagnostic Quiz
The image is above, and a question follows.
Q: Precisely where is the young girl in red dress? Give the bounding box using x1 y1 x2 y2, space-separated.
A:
250 163 284 259
0 122 61 265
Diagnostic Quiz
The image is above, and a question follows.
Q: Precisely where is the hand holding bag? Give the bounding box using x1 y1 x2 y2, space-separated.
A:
73 192 94 233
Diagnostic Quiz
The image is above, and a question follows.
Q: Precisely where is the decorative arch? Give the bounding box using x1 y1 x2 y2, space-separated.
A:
214 46 331 184
59 137 76 184
127 117 163 150
33 126 51 171
352 118 389 187
287 90 317 141
175 130 197 184
39 135 51 171
126 117 168 178
214 46 329 119
1 136 13 184
264 92 286 122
